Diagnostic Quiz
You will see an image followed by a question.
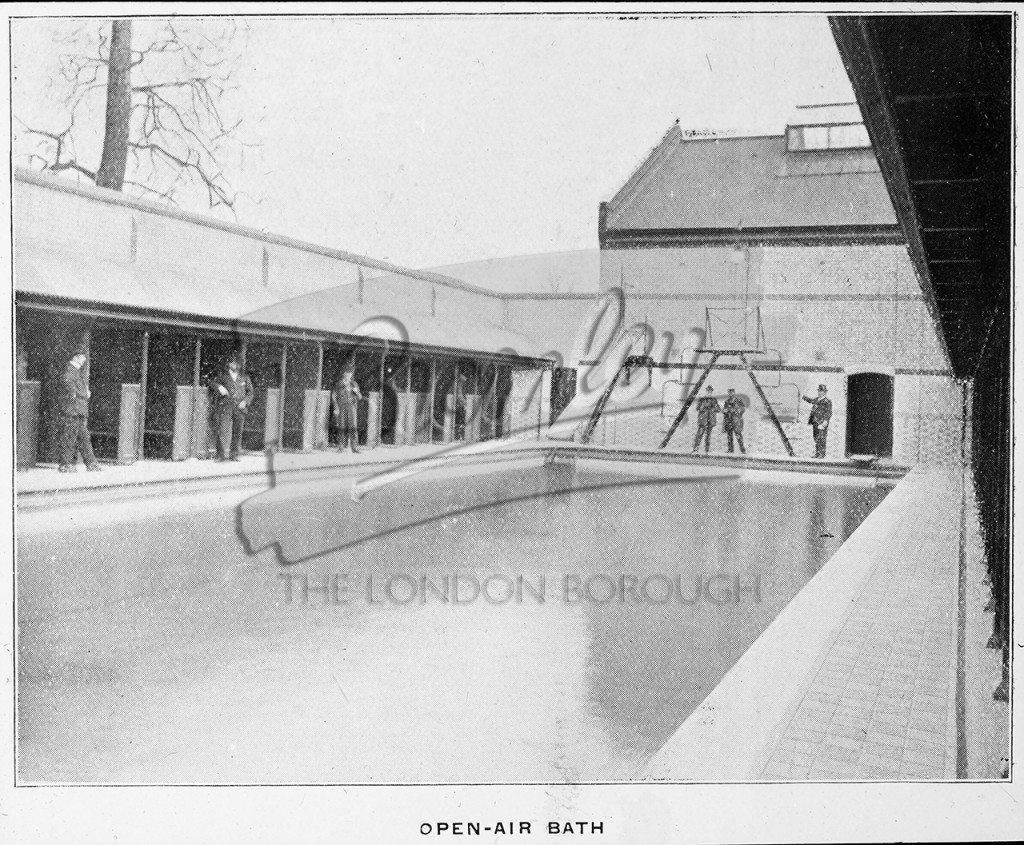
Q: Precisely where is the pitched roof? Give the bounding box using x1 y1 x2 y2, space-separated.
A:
17 246 539 358
427 250 601 294
14 170 540 359
604 130 898 232
17 247 285 323
244 287 539 358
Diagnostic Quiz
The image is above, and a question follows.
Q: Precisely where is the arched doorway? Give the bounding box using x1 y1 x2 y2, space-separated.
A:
846 372 894 457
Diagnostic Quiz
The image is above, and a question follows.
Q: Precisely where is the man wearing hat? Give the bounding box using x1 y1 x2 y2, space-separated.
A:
722 388 746 454
692 384 721 454
331 367 363 454
211 354 254 462
802 384 833 459
59 348 101 473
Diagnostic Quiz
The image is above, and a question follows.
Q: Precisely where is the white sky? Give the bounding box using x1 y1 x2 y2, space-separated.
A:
11 13 857 270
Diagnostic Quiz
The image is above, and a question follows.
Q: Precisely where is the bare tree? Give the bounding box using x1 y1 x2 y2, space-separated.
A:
16 19 254 212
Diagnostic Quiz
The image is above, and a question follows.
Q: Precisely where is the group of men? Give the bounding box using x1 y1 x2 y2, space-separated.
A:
209 354 363 459
56 351 365 471
691 385 748 455
57 349 836 468
690 383 833 459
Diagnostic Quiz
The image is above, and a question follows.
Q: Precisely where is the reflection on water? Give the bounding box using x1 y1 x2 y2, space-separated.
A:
18 465 887 783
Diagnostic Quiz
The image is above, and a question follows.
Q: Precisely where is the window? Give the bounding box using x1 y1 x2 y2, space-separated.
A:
787 122 871 152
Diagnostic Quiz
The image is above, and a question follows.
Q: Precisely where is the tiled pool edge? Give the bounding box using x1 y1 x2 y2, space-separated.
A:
639 467 960 781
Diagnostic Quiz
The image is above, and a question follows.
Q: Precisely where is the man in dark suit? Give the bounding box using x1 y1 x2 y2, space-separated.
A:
722 388 746 454
211 354 254 462
59 349 101 473
331 368 363 454
692 384 721 454
802 384 833 459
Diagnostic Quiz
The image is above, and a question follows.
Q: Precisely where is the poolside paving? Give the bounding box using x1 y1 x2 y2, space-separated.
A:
643 466 964 781
758 468 959 781
16 438 905 500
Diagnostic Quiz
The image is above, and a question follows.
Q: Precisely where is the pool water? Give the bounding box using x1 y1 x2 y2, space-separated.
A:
18 463 888 783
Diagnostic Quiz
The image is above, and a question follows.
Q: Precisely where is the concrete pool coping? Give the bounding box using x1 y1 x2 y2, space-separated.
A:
16 438 908 509
640 466 962 782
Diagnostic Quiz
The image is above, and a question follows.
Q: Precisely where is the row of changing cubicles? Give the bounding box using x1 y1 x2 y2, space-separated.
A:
16 309 523 468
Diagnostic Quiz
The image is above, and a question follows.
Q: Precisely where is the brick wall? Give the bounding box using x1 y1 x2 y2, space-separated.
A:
600 243 924 298
583 241 962 466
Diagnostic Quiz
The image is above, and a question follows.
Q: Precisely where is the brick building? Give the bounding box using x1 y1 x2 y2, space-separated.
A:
582 104 959 463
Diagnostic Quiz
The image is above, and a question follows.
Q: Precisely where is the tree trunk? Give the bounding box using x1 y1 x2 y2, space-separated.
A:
95 20 132 191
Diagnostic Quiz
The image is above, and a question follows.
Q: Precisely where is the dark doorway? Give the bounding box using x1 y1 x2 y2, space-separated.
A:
18 309 94 464
479 361 497 441
455 359 478 442
323 342 351 448
352 352 378 447
282 342 319 450
323 343 351 394
494 366 513 438
324 345 377 447
198 336 240 458
432 359 457 443
88 325 145 460
409 356 432 444
380 353 408 445
846 372 894 457
199 337 240 390
550 367 578 424
143 332 196 459
243 341 283 451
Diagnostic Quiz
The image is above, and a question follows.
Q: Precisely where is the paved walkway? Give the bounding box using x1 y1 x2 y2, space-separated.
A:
644 467 963 781
758 470 958 780
15 441 540 497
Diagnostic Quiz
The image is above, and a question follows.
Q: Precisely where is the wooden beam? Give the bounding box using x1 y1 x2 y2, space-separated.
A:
136 331 149 459
278 344 287 450
739 353 794 457
912 179 987 187
428 357 437 444
658 353 719 449
890 90 1001 104
921 226 983 233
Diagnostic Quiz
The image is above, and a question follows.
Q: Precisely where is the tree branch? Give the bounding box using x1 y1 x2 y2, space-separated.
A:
19 18 251 211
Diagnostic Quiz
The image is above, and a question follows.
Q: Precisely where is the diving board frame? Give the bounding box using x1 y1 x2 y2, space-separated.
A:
576 351 795 456
658 349 793 455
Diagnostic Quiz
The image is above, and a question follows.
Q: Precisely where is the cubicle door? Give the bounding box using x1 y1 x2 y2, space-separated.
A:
243 341 283 452
143 332 196 460
283 343 319 451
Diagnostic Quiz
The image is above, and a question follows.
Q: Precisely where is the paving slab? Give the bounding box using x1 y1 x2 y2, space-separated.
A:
641 467 963 781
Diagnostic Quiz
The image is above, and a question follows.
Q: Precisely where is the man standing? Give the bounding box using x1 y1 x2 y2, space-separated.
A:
331 368 362 454
692 384 721 454
59 348 101 473
212 354 254 462
722 388 746 454
802 384 833 459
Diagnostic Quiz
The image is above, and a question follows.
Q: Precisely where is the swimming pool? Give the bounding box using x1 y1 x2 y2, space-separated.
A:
17 459 889 782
